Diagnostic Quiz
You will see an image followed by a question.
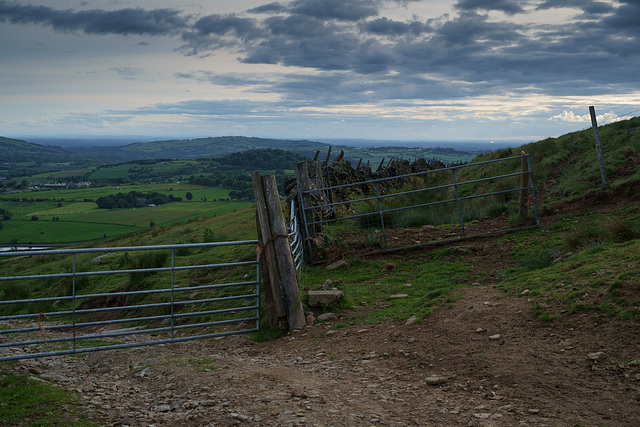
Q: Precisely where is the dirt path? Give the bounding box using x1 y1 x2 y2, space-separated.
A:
11 283 640 427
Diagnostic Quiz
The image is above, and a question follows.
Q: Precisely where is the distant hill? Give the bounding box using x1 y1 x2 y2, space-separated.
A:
0 137 73 163
66 136 328 162
1 134 489 180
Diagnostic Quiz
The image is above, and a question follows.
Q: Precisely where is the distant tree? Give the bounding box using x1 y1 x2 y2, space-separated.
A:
149 221 156 228
0 208 11 220
96 196 117 210
185 192 193 201
0 222 3 230
30 215 39 221
239 188 254 201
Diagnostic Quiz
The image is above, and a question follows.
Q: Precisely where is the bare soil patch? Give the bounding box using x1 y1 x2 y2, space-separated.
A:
10 281 640 427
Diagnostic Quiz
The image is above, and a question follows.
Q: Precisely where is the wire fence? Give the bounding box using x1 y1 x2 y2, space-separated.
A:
296 154 539 260
0 241 260 361
287 200 304 271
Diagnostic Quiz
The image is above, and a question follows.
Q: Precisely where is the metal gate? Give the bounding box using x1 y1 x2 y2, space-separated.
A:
0 241 260 361
297 154 539 258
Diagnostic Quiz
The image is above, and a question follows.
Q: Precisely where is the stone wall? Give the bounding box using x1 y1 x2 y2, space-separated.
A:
287 154 451 206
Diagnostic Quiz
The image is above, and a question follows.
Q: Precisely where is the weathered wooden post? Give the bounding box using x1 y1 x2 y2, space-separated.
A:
589 106 609 191
252 172 286 329
519 151 529 217
253 172 306 331
295 161 316 260
263 175 306 330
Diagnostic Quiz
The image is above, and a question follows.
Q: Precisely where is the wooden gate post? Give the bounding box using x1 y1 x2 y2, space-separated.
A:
253 172 306 331
252 172 286 329
262 175 306 330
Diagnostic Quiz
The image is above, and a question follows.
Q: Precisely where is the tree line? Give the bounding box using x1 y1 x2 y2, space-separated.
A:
95 191 182 210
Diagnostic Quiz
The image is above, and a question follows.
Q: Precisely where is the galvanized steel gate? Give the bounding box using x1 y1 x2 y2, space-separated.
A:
0 241 260 361
296 154 540 258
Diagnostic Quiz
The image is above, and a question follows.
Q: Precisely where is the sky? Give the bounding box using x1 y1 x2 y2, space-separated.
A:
1 0 640 143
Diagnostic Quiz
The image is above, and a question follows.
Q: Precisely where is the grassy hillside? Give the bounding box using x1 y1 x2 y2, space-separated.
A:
2 117 639 325
0 137 72 163
470 116 640 206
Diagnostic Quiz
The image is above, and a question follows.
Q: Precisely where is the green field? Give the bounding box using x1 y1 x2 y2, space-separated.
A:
28 167 95 179
0 183 252 244
0 183 232 202
0 219 141 243
1 200 253 244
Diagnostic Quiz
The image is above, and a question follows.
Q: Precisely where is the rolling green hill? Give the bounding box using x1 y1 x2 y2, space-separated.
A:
0 137 73 163
66 136 328 162
2 135 485 181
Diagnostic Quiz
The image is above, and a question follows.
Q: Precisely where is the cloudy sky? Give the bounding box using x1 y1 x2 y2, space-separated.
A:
1 0 639 142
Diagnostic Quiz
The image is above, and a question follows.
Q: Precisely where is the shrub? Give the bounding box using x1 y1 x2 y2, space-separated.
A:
565 215 640 249
603 217 640 243
521 251 555 272
202 228 216 243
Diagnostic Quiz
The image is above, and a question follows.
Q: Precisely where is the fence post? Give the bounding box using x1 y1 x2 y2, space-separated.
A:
252 172 287 329
374 181 388 249
451 168 466 238
519 152 529 217
262 175 307 330
295 161 316 260
589 106 609 191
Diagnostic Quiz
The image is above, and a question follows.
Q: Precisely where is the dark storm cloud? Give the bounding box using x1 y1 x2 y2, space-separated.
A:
0 1 188 35
192 14 259 37
360 17 432 36
533 0 640 56
264 13 336 38
3 0 639 104
601 1 640 35
174 0 640 100
536 0 614 15
288 0 380 21
454 0 527 15
178 14 262 55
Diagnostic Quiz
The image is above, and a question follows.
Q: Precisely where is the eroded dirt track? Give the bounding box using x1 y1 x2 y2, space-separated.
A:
9 284 640 427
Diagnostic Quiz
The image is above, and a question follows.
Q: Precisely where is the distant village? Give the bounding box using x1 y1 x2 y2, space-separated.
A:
0 177 92 193
28 181 92 190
